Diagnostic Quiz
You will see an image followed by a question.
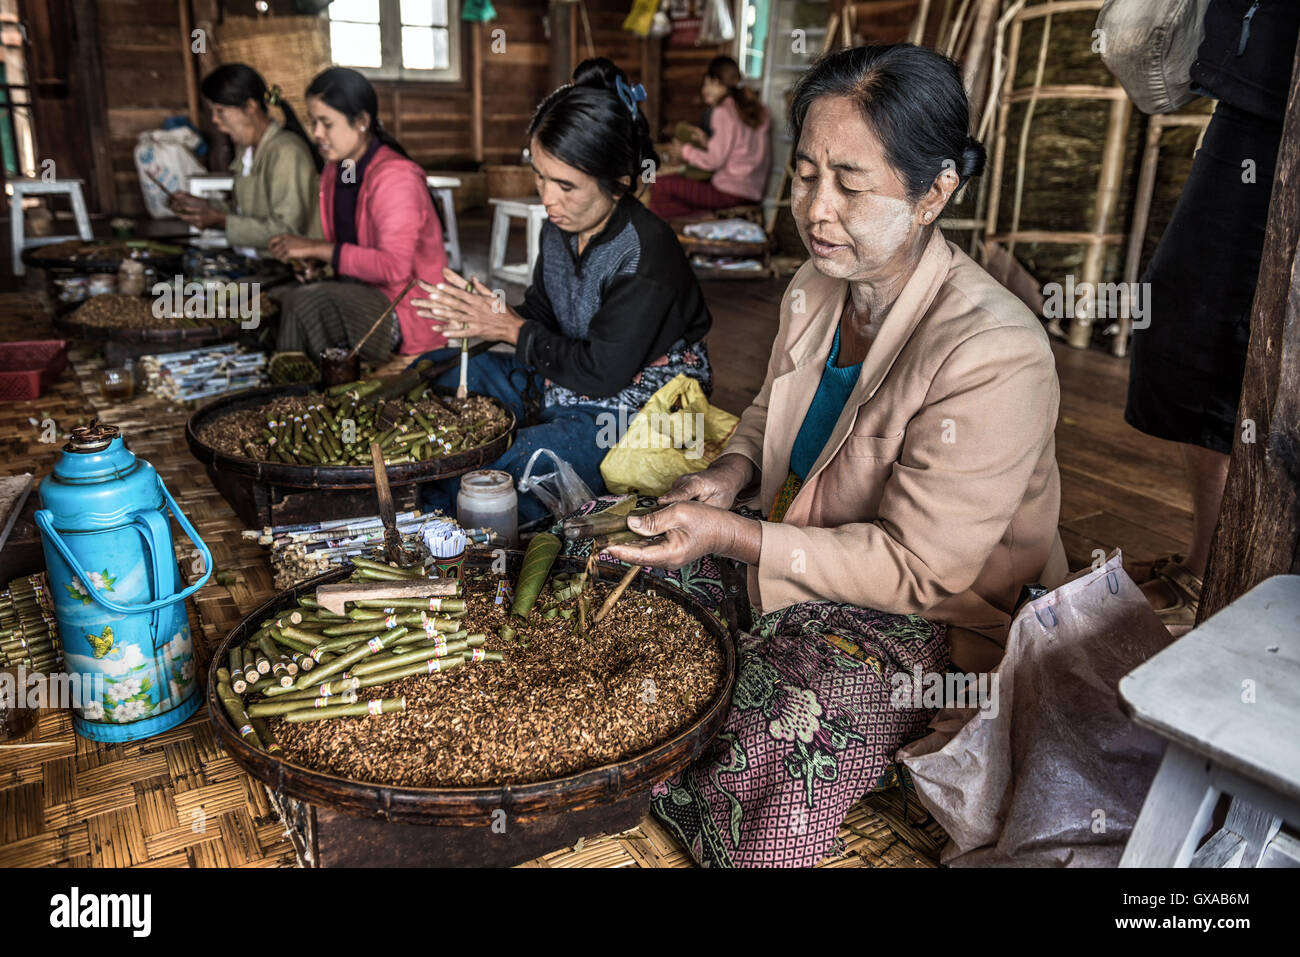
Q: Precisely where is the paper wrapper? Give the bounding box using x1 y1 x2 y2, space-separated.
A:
898 551 1173 867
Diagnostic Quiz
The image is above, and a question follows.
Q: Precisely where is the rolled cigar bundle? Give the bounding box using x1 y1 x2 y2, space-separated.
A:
353 657 464 691
249 692 360 717
262 675 360 699
294 626 407 688
283 695 406 723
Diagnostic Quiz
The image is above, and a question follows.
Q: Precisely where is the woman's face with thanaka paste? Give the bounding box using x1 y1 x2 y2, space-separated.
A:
791 96 928 283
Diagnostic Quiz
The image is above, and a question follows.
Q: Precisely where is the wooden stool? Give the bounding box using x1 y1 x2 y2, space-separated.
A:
9 179 93 276
1118 574 1300 867
487 196 546 287
426 175 462 272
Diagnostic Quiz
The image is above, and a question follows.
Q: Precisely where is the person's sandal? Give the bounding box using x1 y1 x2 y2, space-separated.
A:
1126 552 1186 585
1149 561 1202 635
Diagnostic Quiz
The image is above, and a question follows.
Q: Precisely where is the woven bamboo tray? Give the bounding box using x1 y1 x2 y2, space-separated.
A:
207 555 737 866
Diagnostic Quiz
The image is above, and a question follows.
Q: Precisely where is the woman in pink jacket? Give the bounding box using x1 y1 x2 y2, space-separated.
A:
651 56 772 220
268 68 447 362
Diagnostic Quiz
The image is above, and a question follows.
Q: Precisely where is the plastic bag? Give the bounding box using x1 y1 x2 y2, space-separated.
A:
697 0 735 45
134 126 205 219
600 373 739 496
898 550 1172 866
517 448 595 521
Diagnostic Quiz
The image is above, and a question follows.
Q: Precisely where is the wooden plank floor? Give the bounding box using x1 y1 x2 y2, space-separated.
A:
0 257 1191 868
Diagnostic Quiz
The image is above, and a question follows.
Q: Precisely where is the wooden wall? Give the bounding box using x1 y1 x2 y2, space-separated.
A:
21 1 743 216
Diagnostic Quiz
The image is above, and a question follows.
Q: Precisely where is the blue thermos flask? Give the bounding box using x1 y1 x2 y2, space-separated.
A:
35 422 212 742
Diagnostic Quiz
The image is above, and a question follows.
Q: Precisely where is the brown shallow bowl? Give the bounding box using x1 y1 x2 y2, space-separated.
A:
53 307 244 345
185 382 516 489
205 553 736 826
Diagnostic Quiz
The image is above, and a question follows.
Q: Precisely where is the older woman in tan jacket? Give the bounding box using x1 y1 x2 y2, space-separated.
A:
607 44 1066 869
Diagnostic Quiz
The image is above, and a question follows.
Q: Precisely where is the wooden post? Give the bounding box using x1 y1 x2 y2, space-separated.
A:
178 0 199 126
549 1 574 93
471 21 484 163
69 0 114 214
1198 35 1300 623
640 33 662 140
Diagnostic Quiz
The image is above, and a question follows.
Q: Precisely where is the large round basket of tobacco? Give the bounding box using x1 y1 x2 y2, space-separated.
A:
206 541 735 832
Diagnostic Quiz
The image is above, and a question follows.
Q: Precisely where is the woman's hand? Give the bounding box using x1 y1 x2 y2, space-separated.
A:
168 191 226 230
685 125 709 148
662 140 687 164
268 234 333 264
412 267 525 345
604 502 762 569
659 453 754 508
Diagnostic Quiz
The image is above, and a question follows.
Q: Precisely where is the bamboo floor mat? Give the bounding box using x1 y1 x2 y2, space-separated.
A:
0 292 948 869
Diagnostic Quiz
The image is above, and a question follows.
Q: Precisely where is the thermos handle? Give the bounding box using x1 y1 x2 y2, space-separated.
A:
35 476 214 615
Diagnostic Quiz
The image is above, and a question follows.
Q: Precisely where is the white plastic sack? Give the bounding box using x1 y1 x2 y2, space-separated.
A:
134 127 205 219
899 550 1173 866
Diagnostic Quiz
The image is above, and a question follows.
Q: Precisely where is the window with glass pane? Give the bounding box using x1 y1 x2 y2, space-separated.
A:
330 0 383 69
330 0 458 79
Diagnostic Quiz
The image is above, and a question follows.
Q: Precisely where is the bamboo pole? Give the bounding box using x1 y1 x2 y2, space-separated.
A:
982 15 1020 264
1069 94 1133 349
471 20 484 164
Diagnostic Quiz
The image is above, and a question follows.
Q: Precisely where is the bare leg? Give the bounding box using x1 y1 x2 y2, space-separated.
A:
1143 443 1230 612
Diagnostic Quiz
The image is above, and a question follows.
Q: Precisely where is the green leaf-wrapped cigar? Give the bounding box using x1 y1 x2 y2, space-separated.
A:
294 625 407 688
510 532 561 622
353 595 463 611
352 657 465 690
242 646 261 685
229 647 247 694
216 670 264 751
283 695 406 723
350 637 482 676
249 692 360 717
319 612 438 637
262 675 360 699
249 717 283 756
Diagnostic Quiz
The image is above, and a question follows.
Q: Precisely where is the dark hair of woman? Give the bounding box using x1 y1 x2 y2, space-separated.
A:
706 55 766 130
305 66 410 160
789 44 986 206
200 63 322 171
526 57 658 200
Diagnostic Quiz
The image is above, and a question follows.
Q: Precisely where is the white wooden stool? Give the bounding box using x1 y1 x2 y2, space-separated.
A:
487 196 546 287
9 179 93 276
426 175 462 272
1119 574 1300 867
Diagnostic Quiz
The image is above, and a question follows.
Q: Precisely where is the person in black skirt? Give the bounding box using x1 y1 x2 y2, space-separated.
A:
1125 0 1300 633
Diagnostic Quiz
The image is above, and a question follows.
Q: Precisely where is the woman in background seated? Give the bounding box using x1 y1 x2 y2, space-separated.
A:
651 56 771 220
412 58 713 527
607 45 1067 868
267 67 447 364
168 64 319 255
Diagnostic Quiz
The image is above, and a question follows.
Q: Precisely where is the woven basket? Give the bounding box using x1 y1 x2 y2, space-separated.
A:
215 16 332 121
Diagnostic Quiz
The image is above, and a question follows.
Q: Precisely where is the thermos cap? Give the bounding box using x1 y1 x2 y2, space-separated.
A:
65 421 120 454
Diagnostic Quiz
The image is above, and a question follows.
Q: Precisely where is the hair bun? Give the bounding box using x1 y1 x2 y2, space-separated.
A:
571 57 624 93
960 135 986 180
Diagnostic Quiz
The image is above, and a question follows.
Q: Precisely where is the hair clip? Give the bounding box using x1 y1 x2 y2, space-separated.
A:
615 75 647 115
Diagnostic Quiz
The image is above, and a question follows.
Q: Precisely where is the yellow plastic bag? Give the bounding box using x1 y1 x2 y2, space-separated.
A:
600 373 740 496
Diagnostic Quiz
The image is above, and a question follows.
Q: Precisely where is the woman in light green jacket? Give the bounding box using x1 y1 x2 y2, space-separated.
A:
169 64 320 253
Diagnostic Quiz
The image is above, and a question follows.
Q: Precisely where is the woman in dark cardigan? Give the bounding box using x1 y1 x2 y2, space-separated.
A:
412 58 714 525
